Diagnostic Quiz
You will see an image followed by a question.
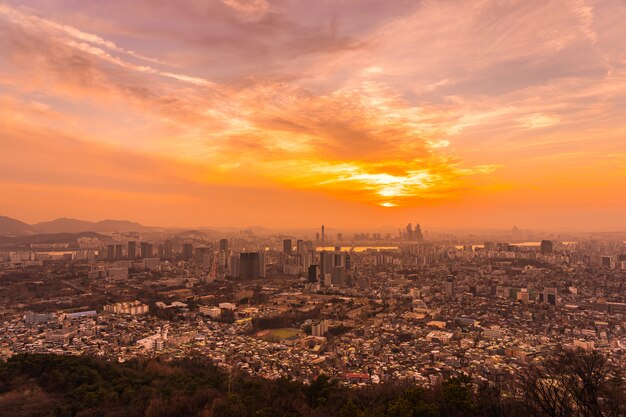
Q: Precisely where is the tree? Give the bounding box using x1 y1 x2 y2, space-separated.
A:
516 349 624 417
339 399 359 417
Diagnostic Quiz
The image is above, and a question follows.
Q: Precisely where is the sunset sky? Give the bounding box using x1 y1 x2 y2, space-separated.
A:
1 0 625 230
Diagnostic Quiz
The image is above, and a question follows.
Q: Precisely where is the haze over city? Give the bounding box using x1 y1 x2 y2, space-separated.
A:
1 0 626 230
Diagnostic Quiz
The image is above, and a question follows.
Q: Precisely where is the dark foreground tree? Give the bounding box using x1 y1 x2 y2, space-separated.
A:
516 348 624 417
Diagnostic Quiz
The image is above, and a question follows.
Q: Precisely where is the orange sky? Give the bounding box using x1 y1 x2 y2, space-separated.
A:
1 0 625 230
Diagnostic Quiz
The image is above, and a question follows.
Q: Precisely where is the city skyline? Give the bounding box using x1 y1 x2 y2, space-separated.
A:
2 0 626 230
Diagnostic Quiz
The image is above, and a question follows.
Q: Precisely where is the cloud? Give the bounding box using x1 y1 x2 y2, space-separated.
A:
2 0 626 226
518 113 561 129
0 4 171 66
222 0 270 21
0 12 475 206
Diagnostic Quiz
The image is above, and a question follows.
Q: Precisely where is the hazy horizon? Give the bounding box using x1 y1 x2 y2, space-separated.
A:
4 213 626 236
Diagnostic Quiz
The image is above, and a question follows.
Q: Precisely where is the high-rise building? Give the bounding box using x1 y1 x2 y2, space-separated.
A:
337 233 343 241
127 241 137 259
219 239 229 252
331 266 346 286
297 239 305 254
163 240 173 259
229 254 240 277
414 224 424 243
540 240 553 254
321 225 325 242
333 251 345 268
283 239 292 254
319 251 333 276
239 252 266 279
195 246 212 268
307 265 319 283
182 243 193 261
311 320 329 337
140 242 153 258
114 244 123 260
406 223 413 241
445 275 455 298
106 244 115 260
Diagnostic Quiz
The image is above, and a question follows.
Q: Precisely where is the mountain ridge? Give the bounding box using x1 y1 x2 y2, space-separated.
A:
0 215 156 236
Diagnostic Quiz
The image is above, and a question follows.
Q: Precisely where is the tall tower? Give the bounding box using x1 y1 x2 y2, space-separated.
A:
114 244 123 260
321 225 325 242
182 243 193 261
127 241 136 259
414 223 423 243
239 252 265 279
540 240 553 254
283 239 292 254
406 223 413 241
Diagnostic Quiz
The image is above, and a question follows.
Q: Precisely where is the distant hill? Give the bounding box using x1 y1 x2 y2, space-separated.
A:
32 217 150 233
0 232 108 247
176 229 211 238
0 215 155 236
0 215 33 236
31 217 97 234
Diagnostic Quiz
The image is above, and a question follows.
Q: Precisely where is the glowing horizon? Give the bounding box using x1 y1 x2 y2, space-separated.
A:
1 0 626 230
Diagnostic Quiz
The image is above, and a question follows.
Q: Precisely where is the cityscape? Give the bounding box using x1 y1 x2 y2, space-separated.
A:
0 218 625 415
1 1 626 416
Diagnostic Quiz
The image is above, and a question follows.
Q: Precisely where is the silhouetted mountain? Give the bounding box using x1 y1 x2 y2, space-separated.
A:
32 218 152 233
177 229 207 236
0 215 157 236
31 217 95 233
0 216 33 236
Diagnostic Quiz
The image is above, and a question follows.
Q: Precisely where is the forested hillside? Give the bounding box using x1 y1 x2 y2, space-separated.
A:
0 351 623 417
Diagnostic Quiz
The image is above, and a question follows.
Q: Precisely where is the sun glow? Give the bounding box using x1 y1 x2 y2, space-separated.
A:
273 160 480 207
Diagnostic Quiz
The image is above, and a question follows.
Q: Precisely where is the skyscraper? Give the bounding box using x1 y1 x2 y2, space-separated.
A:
239 252 266 279
140 242 153 258
307 265 319 283
114 244 123 260
219 239 229 252
163 240 173 259
229 254 240 277
319 250 333 276
283 239 292 254
127 241 136 259
321 225 325 242
331 265 346 287
182 243 193 261
406 223 413 241
414 223 424 243
445 275 455 298
540 240 553 254
106 244 115 260
195 246 212 268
